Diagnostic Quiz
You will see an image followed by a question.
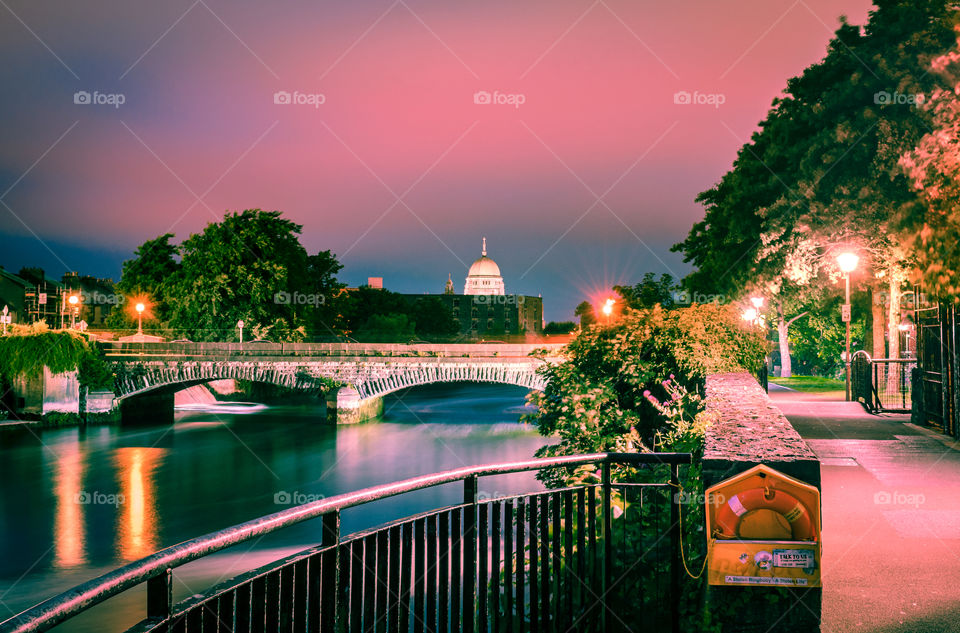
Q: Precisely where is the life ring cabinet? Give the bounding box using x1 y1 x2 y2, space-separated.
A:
705 464 821 588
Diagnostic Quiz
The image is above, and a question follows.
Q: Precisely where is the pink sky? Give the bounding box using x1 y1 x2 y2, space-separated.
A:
0 0 875 319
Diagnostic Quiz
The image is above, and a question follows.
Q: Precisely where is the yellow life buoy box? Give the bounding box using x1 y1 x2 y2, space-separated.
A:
705 464 821 587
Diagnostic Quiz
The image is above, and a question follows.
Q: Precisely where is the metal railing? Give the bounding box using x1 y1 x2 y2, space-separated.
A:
851 352 915 413
97 341 566 360
0 452 691 633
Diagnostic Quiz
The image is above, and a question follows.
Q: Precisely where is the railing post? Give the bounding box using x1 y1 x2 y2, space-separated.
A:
321 510 341 633
146 567 172 623
601 460 612 633
670 463 681 633
463 475 478 633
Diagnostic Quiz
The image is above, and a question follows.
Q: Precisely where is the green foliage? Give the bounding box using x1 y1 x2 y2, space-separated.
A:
528 303 766 470
523 303 765 630
573 301 595 328
614 273 681 309
543 321 576 334
356 313 414 342
341 287 458 340
0 323 113 389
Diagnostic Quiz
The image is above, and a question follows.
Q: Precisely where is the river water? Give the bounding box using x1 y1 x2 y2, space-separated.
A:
0 383 550 631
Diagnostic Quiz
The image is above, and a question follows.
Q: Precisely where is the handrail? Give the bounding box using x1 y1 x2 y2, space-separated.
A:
0 452 690 633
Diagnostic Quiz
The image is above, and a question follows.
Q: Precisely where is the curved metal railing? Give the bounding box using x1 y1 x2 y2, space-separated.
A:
1 452 691 633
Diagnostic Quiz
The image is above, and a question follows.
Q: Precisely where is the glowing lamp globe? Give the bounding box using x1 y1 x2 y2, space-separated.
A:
836 252 859 274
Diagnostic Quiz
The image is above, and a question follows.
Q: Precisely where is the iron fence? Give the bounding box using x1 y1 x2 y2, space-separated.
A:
0 452 691 633
851 352 915 414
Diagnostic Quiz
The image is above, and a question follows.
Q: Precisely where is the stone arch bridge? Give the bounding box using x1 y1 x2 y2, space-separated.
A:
102 341 564 424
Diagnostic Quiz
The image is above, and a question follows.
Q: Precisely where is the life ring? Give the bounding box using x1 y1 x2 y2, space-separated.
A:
714 487 815 540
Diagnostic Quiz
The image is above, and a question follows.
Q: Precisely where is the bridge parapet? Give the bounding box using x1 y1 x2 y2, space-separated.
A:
99 341 565 361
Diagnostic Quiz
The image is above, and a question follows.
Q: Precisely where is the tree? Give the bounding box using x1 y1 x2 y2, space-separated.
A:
107 233 180 329
574 301 596 328
898 31 960 300
305 250 346 336
674 1 959 361
166 210 324 341
544 321 576 335
410 297 459 338
614 273 680 309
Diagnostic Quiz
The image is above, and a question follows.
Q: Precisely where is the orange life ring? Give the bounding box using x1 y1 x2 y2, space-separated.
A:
714 488 815 540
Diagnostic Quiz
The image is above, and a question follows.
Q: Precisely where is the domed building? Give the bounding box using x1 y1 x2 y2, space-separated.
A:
464 238 505 295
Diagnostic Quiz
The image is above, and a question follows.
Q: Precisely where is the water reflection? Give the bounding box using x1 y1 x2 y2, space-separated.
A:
114 447 163 561
51 444 86 569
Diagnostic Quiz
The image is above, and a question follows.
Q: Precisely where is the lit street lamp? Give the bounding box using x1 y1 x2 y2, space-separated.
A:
837 251 860 401
237 319 245 344
1 305 10 336
135 302 145 336
750 296 764 309
68 294 80 329
601 298 615 325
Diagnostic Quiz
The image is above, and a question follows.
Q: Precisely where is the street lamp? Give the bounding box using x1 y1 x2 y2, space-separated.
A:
68 295 80 329
750 296 764 309
1 305 9 336
237 319 245 344
601 298 615 324
135 302 145 336
837 251 860 401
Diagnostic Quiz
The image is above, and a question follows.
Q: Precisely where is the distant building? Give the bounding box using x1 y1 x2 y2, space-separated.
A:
402 238 543 337
0 268 33 324
367 277 383 290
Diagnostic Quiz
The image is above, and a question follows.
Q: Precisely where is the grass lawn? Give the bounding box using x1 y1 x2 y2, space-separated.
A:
769 375 845 392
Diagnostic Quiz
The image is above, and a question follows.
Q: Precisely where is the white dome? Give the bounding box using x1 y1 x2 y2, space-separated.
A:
467 256 501 278
464 237 505 295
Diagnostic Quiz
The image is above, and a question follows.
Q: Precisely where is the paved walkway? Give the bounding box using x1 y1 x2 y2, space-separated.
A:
769 385 960 633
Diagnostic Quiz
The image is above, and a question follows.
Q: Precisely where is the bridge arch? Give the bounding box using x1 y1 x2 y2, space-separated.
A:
113 359 548 402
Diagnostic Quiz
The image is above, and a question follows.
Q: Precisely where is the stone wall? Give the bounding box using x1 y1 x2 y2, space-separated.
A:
702 372 821 633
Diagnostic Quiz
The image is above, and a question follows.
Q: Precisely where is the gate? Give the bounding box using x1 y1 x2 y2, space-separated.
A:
916 303 959 437
850 352 915 414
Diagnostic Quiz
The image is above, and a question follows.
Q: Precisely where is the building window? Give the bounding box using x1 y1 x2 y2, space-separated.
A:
487 318 494 329
452 308 459 317
471 308 479 318
453 298 460 307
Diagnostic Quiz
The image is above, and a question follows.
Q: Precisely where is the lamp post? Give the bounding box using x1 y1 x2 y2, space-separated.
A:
601 298 615 325
68 295 80 329
837 251 860 401
237 319 245 344
135 303 145 336
1 305 9 336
